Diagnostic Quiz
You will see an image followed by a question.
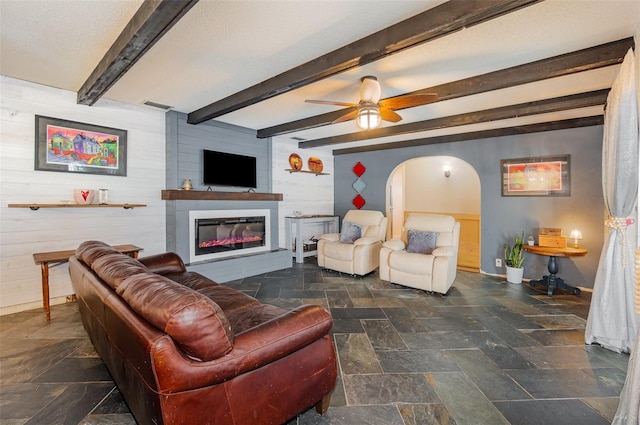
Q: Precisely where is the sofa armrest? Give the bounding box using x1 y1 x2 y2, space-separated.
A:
138 252 186 275
382 239 406 251
354 236 381 246
432 245 456 257
152 304 334 391
231 304 332 362
320 233 339 242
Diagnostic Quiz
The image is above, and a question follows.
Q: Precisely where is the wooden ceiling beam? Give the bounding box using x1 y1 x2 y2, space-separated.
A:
299 89 608 148
332 116 604 155
258 37 633 138
187 0 542 125
77 0 199 106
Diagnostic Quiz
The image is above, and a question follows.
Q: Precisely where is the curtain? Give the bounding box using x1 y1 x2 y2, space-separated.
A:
611 42 640 425
611 252 640 425
585 48 639 354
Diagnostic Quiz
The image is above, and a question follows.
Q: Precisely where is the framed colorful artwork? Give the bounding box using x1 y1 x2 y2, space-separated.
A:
35 115 127 176
501 155 570 197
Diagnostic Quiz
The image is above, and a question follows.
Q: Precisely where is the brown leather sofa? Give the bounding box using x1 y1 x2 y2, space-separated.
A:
69 241 337 425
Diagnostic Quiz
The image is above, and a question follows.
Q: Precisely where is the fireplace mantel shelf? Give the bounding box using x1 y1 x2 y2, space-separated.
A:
162 190 283 201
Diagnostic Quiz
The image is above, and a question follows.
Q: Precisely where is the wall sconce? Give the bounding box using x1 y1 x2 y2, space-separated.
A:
356 105 381 130
570 229 583 248
443 165 451 178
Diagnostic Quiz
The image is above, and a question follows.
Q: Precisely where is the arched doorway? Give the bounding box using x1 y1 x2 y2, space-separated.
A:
386 156 482 272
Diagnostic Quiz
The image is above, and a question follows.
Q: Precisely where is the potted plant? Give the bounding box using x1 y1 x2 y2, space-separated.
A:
527 235 535 246
504 231 525 284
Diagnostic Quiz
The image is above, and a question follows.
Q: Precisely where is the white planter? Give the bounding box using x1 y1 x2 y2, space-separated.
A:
506 266 524 284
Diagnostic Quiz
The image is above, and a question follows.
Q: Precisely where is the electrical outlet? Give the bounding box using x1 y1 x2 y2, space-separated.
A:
495 258 502 267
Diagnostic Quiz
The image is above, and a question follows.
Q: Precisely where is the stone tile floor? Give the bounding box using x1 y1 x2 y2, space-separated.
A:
0 259 629 424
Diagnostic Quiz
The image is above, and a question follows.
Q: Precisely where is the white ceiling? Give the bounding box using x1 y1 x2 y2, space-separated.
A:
1 0 638 151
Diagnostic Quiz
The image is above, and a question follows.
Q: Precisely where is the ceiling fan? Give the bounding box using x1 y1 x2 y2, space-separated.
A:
305 76 438 130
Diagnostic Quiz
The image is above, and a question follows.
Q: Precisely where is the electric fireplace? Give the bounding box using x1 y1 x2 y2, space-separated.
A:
189 209 271 263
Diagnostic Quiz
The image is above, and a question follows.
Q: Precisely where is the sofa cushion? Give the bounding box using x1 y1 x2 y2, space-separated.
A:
226 303 290 335
339 221 362 244
361 225 375 238
117 272 233 361
168 275 282 334
390 250 435 274
406 230 437 254
137 252 186 275
75 240 120 266
165 271 222 290
91 253 150 290
176 279 262 314
323 241 356 261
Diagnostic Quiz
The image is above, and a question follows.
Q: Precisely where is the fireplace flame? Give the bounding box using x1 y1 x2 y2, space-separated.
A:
199 235 263 248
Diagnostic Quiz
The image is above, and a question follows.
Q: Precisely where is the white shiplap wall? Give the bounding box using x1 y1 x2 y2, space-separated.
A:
271 136 335 247
0 76 167 315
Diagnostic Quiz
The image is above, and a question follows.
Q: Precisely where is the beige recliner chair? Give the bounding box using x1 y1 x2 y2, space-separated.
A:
379 213 460 294
317 210 387 276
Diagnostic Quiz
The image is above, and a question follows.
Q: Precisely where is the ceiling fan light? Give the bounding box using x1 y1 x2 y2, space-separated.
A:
356 106 381 130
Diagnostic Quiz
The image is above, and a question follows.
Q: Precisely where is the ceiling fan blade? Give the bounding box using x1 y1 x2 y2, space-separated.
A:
305 99 358 107
379 107 402 123
379 93 439 110
332 110 360 124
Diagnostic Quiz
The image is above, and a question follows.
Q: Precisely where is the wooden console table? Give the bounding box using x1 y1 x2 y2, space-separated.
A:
33 244 143 320
523 245 587 296
285 215 339 263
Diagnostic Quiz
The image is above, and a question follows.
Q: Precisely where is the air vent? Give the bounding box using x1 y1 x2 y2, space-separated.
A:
291 136 306 141
143 101 173 110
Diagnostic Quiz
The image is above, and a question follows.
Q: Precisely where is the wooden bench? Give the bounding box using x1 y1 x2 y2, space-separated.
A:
33 244 143 320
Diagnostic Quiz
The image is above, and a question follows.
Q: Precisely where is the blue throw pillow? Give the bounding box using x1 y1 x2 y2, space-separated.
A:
340 221 362 244
406 230 437 254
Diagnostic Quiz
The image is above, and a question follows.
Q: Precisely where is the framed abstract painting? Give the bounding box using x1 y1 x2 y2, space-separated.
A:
35 115 127 176
501 155 570 197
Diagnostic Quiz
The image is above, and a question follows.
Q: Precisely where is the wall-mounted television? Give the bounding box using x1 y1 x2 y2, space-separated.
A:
203 150 257 189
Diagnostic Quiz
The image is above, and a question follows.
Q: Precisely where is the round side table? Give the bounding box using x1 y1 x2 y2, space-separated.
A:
523 245 588 296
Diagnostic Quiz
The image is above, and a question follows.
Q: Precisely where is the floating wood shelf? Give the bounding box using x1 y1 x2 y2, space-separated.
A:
285 169 329 175
8 203 146 211
161 190 283 201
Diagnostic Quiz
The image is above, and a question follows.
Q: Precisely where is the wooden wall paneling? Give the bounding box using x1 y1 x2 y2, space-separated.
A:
0 76 167 314
271 137 334 248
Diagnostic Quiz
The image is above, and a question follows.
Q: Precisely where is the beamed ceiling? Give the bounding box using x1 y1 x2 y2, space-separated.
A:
1 0 638 155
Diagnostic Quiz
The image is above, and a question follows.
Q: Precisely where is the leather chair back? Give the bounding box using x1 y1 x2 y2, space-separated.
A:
343 209 387 241
402 213 457 247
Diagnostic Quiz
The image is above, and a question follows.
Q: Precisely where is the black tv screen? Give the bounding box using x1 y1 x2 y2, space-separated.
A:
203 150 257 188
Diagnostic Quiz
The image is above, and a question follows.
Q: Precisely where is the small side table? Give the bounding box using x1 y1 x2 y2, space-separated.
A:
33 244 143 320
285 215 339 263
523 244 587 296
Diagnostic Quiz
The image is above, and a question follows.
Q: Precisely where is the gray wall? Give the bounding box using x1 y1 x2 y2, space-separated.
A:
165 111 272 193
334 126 604 289
164 111 290 282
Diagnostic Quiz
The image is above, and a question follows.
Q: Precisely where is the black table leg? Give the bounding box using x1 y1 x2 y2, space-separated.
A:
528 255 581 296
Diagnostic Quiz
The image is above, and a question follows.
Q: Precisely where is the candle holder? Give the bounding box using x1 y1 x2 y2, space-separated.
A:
98 189 109 205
